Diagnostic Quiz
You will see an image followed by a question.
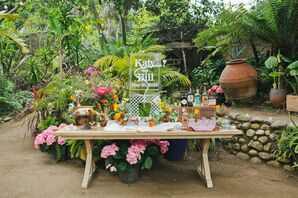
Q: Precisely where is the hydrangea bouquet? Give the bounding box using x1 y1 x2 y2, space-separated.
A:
100 140 169 173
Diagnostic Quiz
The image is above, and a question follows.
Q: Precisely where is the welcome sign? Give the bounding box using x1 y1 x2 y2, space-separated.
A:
129 53 162 92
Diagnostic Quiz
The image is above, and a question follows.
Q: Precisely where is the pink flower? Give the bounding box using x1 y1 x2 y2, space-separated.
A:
106 164 112 169
101 143 119 158
216 87 224 94
42 130 50 139
58 124 66 130
96 87 107 96
57 136 65 145
110 166 117 172
47 126 58 131
126 143 146 165
46 133 56 145
159 141 170 154
211 85 219 91
34 134 45 149
208 88 214 96
84 66 100 76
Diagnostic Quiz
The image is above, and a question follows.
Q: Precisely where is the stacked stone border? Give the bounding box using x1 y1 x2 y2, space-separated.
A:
222 113 294 171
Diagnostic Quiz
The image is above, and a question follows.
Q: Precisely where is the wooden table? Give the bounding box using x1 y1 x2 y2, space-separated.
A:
55 127 242 189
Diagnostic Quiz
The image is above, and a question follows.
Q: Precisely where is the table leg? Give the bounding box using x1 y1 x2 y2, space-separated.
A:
82 140 96 189
196 139 213 188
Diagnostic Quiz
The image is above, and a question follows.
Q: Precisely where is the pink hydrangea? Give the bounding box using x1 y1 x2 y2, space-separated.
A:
84 66 100 76
58 124 66 130
46 133 56 145
159 140 170 154
126 143 146 165
42 130 50 139
47 126 58 131
34 134 45 149
101 143 119 158
96 87 107 96
57 136 65 145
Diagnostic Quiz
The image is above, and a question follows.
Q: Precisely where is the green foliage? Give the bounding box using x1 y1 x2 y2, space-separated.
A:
191 58 226 88
39 142 68 161
276 119 298 169
0 76 32 117
37 115 59 132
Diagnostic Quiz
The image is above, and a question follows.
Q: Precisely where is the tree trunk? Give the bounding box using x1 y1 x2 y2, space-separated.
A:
119 14 127 46
249 39 259 65
88 0 107 46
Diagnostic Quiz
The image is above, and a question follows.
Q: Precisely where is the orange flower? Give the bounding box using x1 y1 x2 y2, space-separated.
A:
70 95 76 101
101 99 108 104
120 119 125 125
112 94 118 102
148 122 154 127
114 113 121 120
216 105 221 109
194 109 200 115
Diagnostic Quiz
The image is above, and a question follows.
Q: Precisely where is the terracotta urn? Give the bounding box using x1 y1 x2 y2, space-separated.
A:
219 59 257 100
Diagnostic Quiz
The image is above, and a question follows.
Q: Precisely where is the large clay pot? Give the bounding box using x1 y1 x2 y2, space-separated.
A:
219 59 257 100
270 88 287 109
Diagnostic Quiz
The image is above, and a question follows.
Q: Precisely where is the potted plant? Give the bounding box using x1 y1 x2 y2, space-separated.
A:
265 53 287 108
286 60 298 112
100 139 169 184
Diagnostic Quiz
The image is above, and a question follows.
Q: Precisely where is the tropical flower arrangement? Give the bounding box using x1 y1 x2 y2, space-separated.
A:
100 140 170 174
208 85 225 105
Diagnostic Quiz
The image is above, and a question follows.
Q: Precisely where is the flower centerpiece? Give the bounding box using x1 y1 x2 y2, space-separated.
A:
208 85 225 105
100 139 170 183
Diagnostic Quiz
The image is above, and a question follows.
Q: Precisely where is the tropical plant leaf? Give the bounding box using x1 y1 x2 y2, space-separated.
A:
143 156 152 170
0 14 19 20
265 56 278 69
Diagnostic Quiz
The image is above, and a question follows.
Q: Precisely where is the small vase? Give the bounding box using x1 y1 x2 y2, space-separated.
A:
119 167 140 184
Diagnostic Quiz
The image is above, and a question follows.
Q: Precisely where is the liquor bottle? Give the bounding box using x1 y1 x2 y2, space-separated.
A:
201 87 209 106
194 89 201 107
181 90 187 107
187 88 194 107
208 95 217 106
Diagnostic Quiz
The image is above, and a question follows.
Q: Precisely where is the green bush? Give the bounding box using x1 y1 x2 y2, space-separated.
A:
0 76 32 117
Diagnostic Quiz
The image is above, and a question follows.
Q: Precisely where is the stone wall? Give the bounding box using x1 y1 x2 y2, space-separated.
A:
223 114 294 171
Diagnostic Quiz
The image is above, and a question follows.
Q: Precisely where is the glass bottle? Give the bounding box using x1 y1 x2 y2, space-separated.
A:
187 87 194 107
194 89 201 107
201 87 209 106
181 90 187 107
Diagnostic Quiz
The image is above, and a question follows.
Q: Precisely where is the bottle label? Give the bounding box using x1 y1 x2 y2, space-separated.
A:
187 95 194 102
181 99 187 105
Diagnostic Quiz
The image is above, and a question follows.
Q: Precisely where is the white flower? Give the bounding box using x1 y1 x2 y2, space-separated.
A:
153 96 161 105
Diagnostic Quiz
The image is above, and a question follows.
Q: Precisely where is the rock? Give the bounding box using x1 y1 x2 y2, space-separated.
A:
236 114 251 122
241 144 249 152
236 152 250 160
271 121 287 129
233 143 240 151
267 160 280 167
265 130 271 135
227 143 233 150
229 113 240 120
251 141 263 151
253 136 258 140
233 121 240 125
4 117 11 122
251 123 260 129
258 136 269 144
277 156 290 164
250 157 262 164
242 122 251 130
237 124 242 129
238 138 247 144
248 149 258 156
246 129 256 137
250 117 264 123
274 130 283 134
248 140 253 147
256 129 265 136
284 165 294 171
264 143 274 152
269 133 276 141
261 124 271 130
231 136 238 143
258 152 272 160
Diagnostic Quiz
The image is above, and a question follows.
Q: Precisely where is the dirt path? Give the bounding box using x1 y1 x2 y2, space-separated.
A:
0 119 298 198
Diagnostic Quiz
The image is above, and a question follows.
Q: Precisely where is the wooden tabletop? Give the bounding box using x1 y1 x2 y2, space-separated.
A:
54 126 242 140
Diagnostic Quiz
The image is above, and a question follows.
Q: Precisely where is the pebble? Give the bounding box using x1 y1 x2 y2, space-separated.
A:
250 157 262 164
271 121 287 129
250 117 264 123
284 165 294 171
248 140 253 147
251 123 260 129
236 152 250 160
264 143 274 152
258 152 273 160
256 129 265 136
242 122 251 130
267 160 280 167
241 144 249 152
233 143 240 151
265 130 270 135
238 138 247 144
4 117 11 122
261 124 270 130
248 149 258 156
253 136 258 140
251 141 263 151
236 114 251 122
269 133 276 141
277 156 290 164
246 129 256 137
258 136 269 144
